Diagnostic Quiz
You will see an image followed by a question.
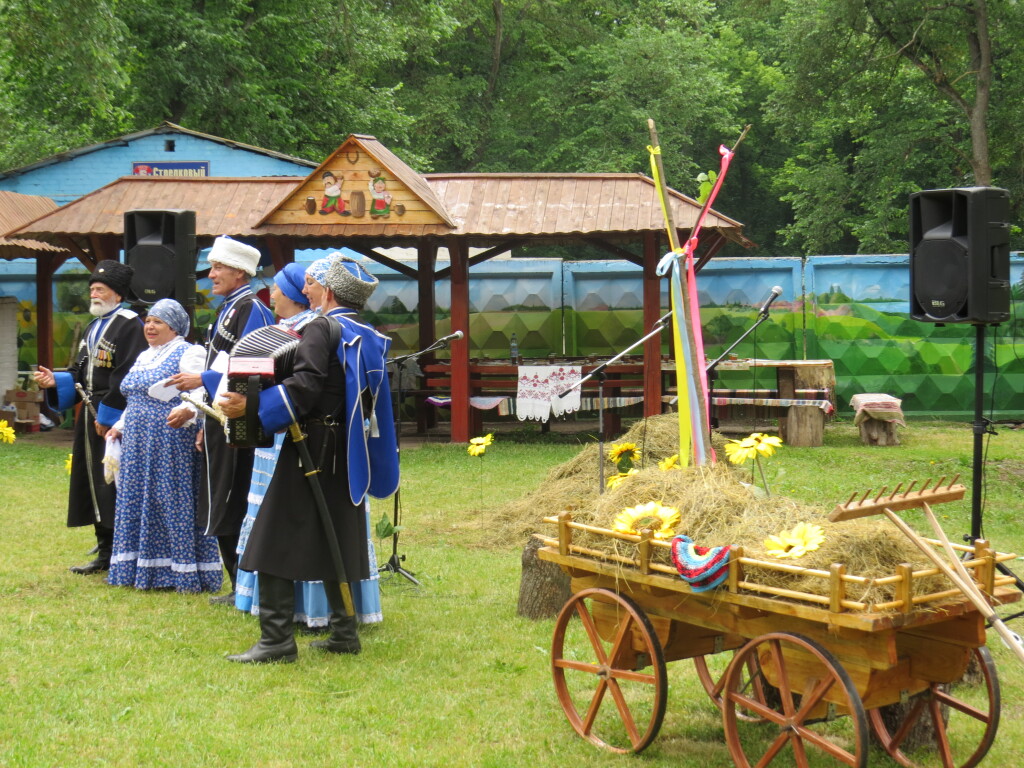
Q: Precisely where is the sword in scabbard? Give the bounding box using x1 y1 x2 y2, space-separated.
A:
179 392 226 425
73 382 103 523
288 421 355 617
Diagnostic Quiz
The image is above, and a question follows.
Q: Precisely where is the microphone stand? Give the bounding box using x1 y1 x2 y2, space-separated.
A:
381 335 455 586
560 312 672 494
705 302 776 377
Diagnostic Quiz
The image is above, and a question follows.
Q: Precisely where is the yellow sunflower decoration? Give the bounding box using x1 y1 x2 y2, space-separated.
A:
605 468 639 489
0 419 16 445
467 433 494 457
764 522 825 559
658 454 680 471
608 442 641 474
724 432 783 495
724 432 782 464
612 501 680 540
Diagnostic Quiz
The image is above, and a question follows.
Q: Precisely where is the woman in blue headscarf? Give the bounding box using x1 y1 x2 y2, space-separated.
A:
106 299 222 592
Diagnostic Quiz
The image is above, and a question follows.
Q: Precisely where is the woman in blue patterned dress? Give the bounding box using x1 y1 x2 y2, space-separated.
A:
234 259 383 628
107 299 222 593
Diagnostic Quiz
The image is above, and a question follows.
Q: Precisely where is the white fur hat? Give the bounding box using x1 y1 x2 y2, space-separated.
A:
208 236 261 276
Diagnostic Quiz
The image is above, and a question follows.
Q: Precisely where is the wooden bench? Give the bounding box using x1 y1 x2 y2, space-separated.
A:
421 358 667 439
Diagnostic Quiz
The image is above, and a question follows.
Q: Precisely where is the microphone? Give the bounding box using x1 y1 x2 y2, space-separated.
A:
758 286 783 315
436 330 464 346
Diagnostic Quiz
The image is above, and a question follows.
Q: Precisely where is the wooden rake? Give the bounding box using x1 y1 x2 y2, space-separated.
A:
829 476 1024 665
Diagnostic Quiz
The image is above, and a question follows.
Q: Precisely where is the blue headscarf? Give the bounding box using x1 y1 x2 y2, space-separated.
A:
148 299 190 337
274 262 310 307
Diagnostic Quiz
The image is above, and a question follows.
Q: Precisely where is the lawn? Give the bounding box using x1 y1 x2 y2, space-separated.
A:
3 419 1024 767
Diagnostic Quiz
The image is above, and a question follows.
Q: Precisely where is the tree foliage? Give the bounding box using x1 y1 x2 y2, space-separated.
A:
2 0 1023 254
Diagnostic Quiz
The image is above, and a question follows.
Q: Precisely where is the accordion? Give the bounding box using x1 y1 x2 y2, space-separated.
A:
225 325 301 448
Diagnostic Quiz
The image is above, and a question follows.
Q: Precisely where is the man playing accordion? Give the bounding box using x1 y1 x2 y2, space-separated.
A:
219 256 399 663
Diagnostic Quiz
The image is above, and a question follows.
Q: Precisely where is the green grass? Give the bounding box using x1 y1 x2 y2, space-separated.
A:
3 421 1024 766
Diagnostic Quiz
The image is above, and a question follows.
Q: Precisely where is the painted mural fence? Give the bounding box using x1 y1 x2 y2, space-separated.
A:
4 254 1023 418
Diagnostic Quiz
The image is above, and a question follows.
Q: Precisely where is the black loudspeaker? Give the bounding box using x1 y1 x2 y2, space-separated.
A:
124 209 197 307
910 187 1010 324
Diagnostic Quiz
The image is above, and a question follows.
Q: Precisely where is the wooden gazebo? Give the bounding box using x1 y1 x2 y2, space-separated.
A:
9 134 747 441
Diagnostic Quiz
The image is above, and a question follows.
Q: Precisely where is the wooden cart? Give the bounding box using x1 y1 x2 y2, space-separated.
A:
535 490 1021 767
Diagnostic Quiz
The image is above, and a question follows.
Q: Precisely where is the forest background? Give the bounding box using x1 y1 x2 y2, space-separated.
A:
1 0 1021 256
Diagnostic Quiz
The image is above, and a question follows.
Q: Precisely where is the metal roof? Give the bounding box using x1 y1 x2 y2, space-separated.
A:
11 172 745 245
0 121 317 180
425 172 743 237
11 176 300 240
0 190 66 258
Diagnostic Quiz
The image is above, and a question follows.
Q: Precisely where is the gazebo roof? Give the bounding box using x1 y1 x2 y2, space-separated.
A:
10 176 300 240
0 190 67 259
12 172 746 246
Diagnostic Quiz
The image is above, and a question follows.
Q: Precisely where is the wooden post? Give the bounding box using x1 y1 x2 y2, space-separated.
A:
641 231 663 418
448 238 471 443
829 563 846 612
896 563 913 614
35 253 67 371
974 539 995 596
416 242 438 433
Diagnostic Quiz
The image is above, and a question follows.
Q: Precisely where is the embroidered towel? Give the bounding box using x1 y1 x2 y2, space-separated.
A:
516 365 582 422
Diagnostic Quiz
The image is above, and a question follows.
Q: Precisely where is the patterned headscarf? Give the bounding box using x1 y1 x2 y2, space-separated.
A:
148 299 190 337
305 251 344 286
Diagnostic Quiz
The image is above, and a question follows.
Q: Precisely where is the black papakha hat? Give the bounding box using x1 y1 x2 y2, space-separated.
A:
89 260 134 300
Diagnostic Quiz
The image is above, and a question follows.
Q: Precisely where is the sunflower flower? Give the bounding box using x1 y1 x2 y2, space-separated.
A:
606 468 639 489
764 522 825 559
724 432 783 496
612 501 680 540
467 433 493 457
658 454 680 471
608 442 641 472
0 419 16 445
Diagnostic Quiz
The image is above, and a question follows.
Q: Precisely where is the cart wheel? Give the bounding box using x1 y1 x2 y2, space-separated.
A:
868 646 1000 768
695 651 775 722
722 631 868 768
551 587 667 753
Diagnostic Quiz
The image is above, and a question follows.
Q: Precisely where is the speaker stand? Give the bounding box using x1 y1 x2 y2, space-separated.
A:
966 323 1024 620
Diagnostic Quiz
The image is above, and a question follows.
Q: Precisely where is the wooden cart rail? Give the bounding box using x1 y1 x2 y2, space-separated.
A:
536 510 1018 625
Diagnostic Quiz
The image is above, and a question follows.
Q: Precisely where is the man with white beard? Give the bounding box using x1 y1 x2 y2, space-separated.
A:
34 260 147 574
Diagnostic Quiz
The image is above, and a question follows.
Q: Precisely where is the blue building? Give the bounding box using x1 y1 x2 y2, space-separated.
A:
0 121 316 204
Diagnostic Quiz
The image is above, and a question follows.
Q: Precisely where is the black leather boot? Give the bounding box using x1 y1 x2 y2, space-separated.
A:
226 573 298 664
310 581 361 655
70 524 112 574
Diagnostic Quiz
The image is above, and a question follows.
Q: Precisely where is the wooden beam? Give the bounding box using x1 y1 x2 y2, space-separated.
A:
693 230 726 273
88 234 117 263
343 244 419 279
433 240 520 280
447 238 471 443
581 237 644 267
59 236 97 271
263 236 293 272
642 232 663 418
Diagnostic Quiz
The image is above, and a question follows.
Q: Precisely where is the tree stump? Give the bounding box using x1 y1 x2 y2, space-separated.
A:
781 405 825 446
859 418 900 446
517 536 570 620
